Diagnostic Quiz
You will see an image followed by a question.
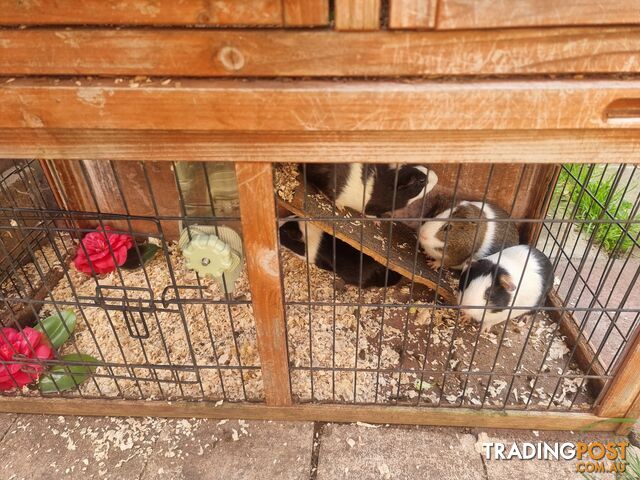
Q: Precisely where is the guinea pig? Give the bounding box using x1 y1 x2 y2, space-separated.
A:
418 201 519 270
304 163 438 217
457 245 554 333
279 219 402 288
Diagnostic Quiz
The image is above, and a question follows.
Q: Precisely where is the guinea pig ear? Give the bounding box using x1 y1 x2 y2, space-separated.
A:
398 170 426 189
498 273 517 292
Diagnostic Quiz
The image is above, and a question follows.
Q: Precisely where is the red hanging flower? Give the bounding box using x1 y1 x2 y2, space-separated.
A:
74 226 133 275
0 327 54 391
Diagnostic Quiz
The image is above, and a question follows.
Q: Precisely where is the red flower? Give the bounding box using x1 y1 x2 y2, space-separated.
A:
74 226 133 275
0 327 54 391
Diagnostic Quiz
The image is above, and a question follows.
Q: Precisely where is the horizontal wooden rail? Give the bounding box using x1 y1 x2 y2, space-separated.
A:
2 79 640 132
1 27 639 76
0 397 620 431
2 129 640 164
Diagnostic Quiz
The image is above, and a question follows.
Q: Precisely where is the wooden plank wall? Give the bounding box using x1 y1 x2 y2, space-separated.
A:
45 160 181 239
437 0 640 29
2 0 637 29
283 0 329 25
0 0 330 26
335 0 381 30
389 0 438 29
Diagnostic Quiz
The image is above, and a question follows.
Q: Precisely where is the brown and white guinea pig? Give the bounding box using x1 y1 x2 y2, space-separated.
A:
418 201 519 270
304 163 438 217
279 219 402 288
458 245 554 333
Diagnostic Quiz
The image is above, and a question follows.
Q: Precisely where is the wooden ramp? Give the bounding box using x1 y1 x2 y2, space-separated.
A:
277 178 457 303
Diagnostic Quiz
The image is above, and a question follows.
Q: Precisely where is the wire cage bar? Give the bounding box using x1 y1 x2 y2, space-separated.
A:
0 158 638 431
274 162 639 413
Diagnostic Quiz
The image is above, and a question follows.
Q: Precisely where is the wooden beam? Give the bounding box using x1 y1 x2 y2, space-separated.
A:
615 390 640 435
236 162 292 406
597 324 640 419
389 0 437 29
335 0 381 30
0 397 619 431
278 177 457 302
437 0 640 30
283 0 329 25
2 27 639 76
2 79 640 132
546 290 608 397
2 130 640 164
0 0 283 26
522 165 561 245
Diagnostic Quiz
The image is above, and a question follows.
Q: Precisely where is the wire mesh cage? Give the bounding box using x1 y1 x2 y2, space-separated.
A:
275 162 638 412
0 159 638 421
1 159 262 402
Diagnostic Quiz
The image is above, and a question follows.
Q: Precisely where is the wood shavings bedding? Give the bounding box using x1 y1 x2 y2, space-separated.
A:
274 163 300 203
4 236 593 411
42 241 262 402
280 250 594 410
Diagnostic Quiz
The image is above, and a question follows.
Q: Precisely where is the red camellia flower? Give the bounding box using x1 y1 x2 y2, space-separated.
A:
0 327 54 391
74 226 134 275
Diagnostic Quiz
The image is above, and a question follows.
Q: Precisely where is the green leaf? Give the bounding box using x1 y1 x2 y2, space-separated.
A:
414 379 432 392
121 243 160 270
34 310 77 348
39 354 100 393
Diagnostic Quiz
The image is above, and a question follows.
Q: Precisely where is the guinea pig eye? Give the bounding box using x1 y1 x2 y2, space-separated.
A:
443 223 452 232
483 289 490 300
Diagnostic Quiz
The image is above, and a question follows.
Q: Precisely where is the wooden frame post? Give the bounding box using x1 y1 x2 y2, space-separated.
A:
236 162 292 406
596 327 640 432
614 392 640 435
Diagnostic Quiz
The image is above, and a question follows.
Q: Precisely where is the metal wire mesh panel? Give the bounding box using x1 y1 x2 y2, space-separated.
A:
0 160 262 402
274 162 639 411
2 159 638 413
539 164 640 383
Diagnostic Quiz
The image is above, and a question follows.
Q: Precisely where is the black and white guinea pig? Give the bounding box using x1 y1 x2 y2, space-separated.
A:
304 163 438 216
458 245 554 333
419 201 519 270
279 220 402 288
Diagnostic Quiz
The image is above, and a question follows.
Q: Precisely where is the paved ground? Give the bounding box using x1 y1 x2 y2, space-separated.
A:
0 414 636 480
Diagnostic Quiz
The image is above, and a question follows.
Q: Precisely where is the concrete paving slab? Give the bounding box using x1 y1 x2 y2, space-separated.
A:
140 419 314 480
477 429 627 480
0 414 168 480
0 413 16 440
317 424 486 480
